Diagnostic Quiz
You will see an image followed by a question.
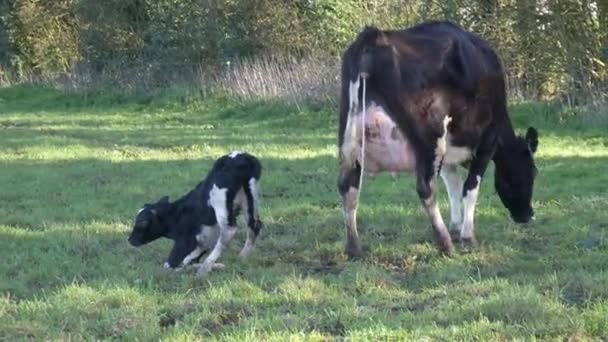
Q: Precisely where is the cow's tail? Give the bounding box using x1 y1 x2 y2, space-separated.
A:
357 76 367 202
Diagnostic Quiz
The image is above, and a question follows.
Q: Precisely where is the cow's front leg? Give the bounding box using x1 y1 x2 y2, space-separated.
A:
461 174 481 249
460 129 496 249
440 164 464 241
338 161 363 259
416 160 454 256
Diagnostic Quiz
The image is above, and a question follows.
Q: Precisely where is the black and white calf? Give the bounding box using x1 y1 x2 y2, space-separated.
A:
337 21 539 258
128 151 263 276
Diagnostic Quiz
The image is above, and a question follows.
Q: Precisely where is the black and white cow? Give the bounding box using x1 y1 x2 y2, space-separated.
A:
337 21 539 258
128 151 263 276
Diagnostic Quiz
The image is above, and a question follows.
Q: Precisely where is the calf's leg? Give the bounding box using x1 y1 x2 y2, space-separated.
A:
240 177 262 260
197 185 238 276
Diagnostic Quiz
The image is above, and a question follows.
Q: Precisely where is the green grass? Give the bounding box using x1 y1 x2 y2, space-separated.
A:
1 85 607 340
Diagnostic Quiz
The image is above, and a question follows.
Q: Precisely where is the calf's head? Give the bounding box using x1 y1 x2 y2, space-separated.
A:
128 196 170 246
494 127 539 223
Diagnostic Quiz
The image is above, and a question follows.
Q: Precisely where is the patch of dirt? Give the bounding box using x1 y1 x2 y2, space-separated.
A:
158 313 177 329
560 281 588 307
307 317 347 337
300 256 345 276
303 263 344 276
199 303 252 335
157 302 198 330
371 254 418 275
110 317 142 338
0 121 28 129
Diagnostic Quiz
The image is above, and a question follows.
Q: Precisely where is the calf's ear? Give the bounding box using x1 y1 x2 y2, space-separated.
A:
151 196 170 217
525 127 538 154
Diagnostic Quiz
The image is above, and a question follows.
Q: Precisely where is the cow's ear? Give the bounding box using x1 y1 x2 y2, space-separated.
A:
525 127 538 154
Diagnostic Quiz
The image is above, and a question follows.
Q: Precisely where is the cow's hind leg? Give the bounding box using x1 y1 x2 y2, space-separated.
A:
416 158 454 256
440 164 464 241
338 161 363 259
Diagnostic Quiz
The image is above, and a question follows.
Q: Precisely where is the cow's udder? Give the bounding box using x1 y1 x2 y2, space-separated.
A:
359 104 416 174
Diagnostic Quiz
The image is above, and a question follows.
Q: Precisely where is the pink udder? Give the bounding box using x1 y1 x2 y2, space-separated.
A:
360 105 416 174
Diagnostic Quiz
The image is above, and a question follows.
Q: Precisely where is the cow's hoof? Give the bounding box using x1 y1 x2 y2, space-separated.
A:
460 237 478 252
449 230 461 242
438 238 455 257
449 223 462 241
441 244 456 257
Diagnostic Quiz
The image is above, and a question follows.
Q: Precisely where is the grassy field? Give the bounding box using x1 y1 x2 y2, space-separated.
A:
1 85 607 340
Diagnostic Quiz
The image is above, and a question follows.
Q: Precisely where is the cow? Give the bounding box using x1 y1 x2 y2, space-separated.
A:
128 151 263 276
337 21 539 258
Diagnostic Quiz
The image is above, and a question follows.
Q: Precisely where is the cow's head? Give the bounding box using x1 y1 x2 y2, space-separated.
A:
128 196 171 246
495 127 539 223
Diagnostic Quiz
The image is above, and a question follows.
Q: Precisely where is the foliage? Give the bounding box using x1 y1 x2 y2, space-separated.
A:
0 0 606 104
0 86 607 339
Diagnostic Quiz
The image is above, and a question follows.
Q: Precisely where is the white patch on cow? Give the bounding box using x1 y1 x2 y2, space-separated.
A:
440 164 463 232
341 79 362 168
208 184 228 226
341 113 358 167
229 151 242 158
249 178 259 207
461 175 481 240
348 78 360 111
181 246 205 266
197 224 237 276
196 225 219 248
423 195 447 230
444 137 473 165
434 116 452 173
163 262 171 269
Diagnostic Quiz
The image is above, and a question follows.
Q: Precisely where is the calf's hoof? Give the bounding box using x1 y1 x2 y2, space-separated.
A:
212 263 225 270
196 263 213 277
196 262 225 277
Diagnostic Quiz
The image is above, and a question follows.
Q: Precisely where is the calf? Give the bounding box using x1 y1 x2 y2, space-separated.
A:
128 151 263 276
337 21 539 258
